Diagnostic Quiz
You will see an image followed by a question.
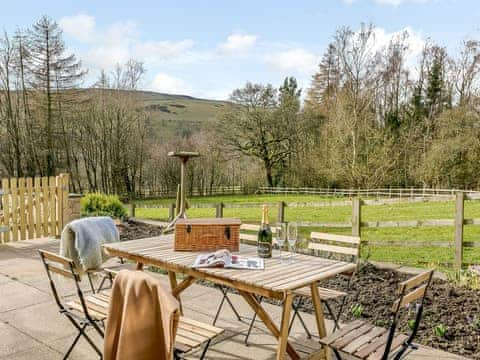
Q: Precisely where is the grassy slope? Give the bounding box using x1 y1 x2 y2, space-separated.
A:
137 91 228 139
135 194 480 268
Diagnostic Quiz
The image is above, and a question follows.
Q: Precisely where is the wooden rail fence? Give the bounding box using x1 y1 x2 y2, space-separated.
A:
135 191 477 269
0 174 69 243
137 185 243 199
259 186 480 199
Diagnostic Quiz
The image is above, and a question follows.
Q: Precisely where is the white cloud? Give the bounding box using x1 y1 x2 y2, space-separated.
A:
59 13 195 70
375 0 430 5
265 48 319 75
367 26 426 72
59 13 96 42
148 73 192 95
133 40 195 64
342 0 434 5
218 33 258 56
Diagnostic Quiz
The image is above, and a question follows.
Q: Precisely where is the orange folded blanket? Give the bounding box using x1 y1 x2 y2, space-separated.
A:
104 270 180 360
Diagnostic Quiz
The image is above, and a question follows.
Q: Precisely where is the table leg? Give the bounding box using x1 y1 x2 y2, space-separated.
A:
310 283 331 360
277 292 294 360
171 276 196 297
239 290 299 360
168 271 183 314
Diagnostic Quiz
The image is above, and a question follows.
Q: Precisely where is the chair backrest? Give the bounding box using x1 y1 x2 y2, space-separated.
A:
240 223 281 245
38 249 92 319
308 232 361 266
382 269 434 359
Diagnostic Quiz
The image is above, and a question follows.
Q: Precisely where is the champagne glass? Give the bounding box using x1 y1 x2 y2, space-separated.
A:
274 224 286 263
287 223 298 262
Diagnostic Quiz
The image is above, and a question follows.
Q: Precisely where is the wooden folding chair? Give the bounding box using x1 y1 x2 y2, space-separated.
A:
39 250 106 359
86 258 137 293
320 269 434 360
288 232 361 337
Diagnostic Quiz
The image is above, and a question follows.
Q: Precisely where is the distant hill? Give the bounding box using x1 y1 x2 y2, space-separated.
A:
136 90 229 140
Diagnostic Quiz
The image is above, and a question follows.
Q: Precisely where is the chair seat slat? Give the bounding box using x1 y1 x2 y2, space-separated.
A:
294 286 347 300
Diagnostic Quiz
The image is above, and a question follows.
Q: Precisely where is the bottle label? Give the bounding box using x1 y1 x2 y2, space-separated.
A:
258 241 272 258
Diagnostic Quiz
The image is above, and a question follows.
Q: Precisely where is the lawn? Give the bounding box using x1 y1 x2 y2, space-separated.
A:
134 194 480 269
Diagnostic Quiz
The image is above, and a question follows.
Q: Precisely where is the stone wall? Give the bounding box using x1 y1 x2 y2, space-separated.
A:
66 194 83 223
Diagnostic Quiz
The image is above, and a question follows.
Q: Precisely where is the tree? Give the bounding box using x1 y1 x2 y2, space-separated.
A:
453 40 480 106
27 15 85 176
216 82 297 186
420 106 480 188
306 43 339 111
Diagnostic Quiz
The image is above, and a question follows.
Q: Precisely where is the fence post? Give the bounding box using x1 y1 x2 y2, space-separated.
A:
352 198 362 237
130 203 136 218
169 203 176 221
454 192 465 270
216 203 224 218
278 201 286 224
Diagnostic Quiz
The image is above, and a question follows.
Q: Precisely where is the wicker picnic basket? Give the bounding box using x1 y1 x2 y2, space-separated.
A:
174 218 241 252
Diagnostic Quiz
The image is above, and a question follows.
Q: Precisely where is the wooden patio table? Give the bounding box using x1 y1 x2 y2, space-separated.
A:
103 235 356 360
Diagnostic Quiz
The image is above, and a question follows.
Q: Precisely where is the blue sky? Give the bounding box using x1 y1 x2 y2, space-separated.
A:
1 0 479 99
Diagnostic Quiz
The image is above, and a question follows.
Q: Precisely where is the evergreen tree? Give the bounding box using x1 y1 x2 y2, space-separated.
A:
27 15 85 176
425 48 445 119
306 43 339 110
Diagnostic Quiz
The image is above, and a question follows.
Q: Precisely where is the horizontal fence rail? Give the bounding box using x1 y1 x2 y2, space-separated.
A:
133 190 477 269
136 185 243 199
258 186 480 199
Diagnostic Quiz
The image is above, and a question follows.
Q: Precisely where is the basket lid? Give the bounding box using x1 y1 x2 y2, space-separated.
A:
176 218 241 225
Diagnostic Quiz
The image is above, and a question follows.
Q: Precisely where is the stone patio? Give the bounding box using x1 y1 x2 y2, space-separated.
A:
0 238 468 359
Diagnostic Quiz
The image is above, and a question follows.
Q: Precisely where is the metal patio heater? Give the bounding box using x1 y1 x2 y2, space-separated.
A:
164 151 200 232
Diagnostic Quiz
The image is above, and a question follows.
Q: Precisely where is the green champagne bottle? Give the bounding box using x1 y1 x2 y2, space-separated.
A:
257 205 273 258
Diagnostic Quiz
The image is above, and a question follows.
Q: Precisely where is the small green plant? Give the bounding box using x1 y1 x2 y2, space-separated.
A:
81 193 128 219
407 319 416 330
446 268 480 290
472 316 480 330
351 304 364 318
433 324 448 338
374 319 387 327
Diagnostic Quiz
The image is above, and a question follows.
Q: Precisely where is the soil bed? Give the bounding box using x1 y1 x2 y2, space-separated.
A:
118 219 164 241
305 263 480 359
123 221 480 359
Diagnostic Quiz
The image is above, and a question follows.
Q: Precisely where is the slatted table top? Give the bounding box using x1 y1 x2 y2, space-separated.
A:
104 235 356 300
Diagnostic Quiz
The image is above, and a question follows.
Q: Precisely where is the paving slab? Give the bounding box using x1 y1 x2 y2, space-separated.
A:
0 344 61 360
49 332 103 360
0 301 77 343
0 280 49 313
0 321 38 358
0 274 13 286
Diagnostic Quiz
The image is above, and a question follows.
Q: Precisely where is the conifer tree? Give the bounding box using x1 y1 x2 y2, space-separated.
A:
27 15 85 176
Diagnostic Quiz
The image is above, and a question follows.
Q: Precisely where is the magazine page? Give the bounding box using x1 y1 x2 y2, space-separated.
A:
192 249 264 270
227 255 264 270
192 249 231 268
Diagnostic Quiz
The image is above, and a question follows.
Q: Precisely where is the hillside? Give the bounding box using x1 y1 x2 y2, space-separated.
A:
137 90 229 140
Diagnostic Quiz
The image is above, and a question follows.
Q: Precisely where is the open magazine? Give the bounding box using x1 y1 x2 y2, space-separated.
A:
192 249 264 270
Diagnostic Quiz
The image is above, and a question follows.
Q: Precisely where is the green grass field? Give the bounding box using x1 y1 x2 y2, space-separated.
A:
134 194 480 269
138 91 227 140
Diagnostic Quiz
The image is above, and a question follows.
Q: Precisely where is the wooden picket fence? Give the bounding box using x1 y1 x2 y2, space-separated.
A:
0 174 69 243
